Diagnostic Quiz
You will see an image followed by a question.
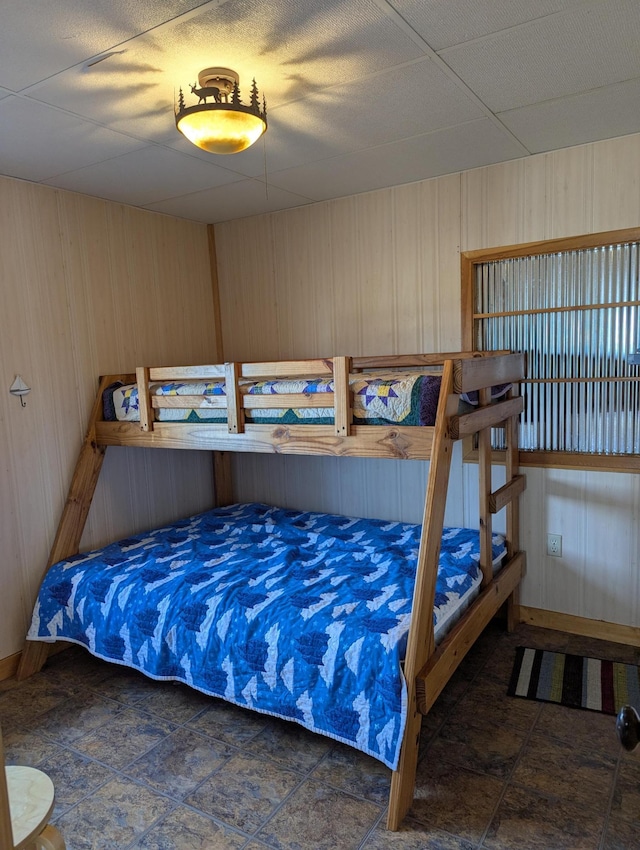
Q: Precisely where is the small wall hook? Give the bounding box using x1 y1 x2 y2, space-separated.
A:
10 375 31 407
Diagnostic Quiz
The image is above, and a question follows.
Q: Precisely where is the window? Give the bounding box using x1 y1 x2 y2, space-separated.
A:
461 228 640 471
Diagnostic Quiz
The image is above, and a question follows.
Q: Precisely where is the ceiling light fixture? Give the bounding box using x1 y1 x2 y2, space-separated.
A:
175 67 267 155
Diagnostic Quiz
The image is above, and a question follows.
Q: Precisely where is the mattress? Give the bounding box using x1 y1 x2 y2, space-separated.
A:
102 371 443 427
27 503 505 770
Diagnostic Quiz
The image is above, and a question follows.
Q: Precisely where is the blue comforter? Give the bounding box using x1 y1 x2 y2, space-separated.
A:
27 503 504 769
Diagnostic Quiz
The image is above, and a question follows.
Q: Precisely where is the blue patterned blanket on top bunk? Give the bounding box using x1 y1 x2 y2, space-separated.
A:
27 503 506 769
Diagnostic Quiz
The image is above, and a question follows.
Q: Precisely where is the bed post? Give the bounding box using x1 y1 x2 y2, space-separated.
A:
387 359 457 830
213 452 234 507
17 378 113 680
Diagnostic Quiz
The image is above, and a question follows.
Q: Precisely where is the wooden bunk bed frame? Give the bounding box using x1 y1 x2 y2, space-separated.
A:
17 350 526 830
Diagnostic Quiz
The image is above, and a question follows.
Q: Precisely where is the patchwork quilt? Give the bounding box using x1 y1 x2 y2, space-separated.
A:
102 371 443 427
27 503 505 769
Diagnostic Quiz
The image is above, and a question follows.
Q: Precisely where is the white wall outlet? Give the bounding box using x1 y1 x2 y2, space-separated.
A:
547 533 562 557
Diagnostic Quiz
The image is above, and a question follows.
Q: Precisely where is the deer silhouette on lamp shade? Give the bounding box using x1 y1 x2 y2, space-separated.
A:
190 83 225 103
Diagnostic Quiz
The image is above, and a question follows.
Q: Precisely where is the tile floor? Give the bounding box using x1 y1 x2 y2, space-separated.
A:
1 622 639 850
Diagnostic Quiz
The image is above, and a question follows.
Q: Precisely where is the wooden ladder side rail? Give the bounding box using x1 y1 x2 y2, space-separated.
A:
387 360 458 831
504 386 522 630
16 375 126 680
478 387 493 588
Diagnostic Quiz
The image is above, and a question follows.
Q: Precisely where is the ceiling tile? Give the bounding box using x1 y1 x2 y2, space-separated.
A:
145 179 313 223
42 145 242 205
0 96 147 182
387 0 579 51
255 58 485 173
165 0 426 107
0 0 210 90
439 0 640 112
499 78 640 154
25 0 426 147
268 118 524 201
23 54 178 145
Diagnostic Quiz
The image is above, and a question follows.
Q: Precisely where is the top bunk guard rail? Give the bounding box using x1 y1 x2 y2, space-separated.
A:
98 352 519 461
18 350 527 833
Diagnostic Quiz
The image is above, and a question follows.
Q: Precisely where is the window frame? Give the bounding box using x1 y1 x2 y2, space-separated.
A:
461 226 640 473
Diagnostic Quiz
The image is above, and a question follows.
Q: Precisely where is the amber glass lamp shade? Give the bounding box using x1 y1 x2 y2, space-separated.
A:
176 104 267 155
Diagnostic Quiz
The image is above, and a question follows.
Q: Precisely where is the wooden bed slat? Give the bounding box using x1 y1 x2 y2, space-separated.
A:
489 474 526 514
152 395 227 409
242 392 334 410
151 392 337 410
95 421 436 458
240 358 334 379
149 364 226 380
351 351 504 370
450 395 524 439
453 352 525 394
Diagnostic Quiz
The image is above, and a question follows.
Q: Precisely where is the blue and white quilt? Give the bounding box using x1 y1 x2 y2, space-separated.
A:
27 503 505 769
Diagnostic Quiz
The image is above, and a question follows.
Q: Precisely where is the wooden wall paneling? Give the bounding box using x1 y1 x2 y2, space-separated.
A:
429 173 464 351
546 145 594 239
390 183 425 355
328 196 366 355
581 471 638 626
591 135 640 233
207 225 225 364
56 193 103 426
0 176 216 662
0 182 72 629
350 192 396 356
215 215 279 361
0 392 26 656
521 155 548 244
271 205 335 358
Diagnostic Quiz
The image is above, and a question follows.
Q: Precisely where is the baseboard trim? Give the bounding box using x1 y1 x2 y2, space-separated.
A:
0 642 72 682
0 653 20 681
520 606 640 648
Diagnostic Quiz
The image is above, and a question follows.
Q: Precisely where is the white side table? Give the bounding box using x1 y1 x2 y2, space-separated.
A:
5 766 65 850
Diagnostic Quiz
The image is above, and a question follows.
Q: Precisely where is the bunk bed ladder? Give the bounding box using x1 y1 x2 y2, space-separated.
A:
388 354 526 829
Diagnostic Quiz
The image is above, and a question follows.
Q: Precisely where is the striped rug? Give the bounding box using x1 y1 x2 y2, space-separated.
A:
507 647 640 715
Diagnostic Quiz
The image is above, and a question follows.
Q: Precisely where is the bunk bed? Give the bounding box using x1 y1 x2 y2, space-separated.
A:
17 351 526 830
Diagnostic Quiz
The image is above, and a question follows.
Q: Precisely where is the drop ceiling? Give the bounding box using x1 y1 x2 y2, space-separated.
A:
2 0 639 224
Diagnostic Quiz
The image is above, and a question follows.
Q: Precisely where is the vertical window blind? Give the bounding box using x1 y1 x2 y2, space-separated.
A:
474 243 640 455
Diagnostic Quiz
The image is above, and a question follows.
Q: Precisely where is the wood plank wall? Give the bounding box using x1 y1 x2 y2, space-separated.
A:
0 177 218 662
215 133 640 630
